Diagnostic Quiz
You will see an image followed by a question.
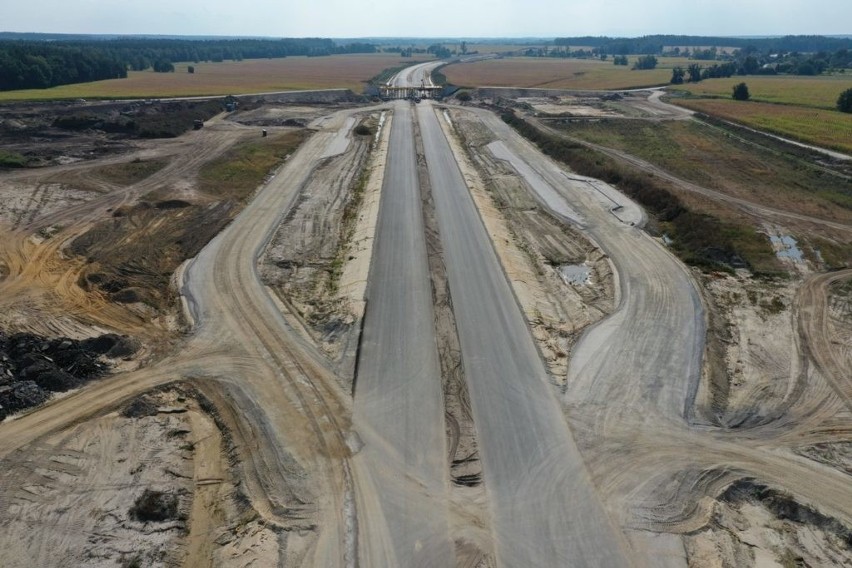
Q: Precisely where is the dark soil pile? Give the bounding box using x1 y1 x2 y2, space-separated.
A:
0 331 137 420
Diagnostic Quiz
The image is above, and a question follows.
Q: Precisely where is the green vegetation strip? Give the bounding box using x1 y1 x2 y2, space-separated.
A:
502 111 780 274
199 130 309 201
0 150 28 168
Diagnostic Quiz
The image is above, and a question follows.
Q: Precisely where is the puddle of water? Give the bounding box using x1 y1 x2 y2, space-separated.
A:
770 235 803 262
558 263 591 285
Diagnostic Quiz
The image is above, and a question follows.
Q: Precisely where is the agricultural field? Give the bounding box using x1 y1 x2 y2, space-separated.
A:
442 56 693 90
0 54 430 101
672 97 852 154
670 75 852 108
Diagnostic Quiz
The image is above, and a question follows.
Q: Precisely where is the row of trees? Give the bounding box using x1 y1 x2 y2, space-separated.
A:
0 38 378 91
553 35 852 56
0 44 127 90
670 62 740 84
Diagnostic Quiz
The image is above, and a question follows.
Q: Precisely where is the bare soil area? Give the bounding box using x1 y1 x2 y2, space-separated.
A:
0 387 197 567
686 480 852 568
259 113 377 381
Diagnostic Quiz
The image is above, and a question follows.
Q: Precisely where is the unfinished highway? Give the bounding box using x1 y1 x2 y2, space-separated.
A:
351 101 454 566
3 58 851 568
417 102 630 566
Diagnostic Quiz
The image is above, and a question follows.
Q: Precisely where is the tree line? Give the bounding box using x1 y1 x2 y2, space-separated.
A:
0 38 377 91
553 35 852 56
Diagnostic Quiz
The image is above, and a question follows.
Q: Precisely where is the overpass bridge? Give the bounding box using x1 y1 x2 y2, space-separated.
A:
380 85 444 100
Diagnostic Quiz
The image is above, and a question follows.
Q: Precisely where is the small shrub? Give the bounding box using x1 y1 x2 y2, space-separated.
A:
838 88 852 113
455 91 472 102
0 150 28 168
353 124 373 136
732 82 750 101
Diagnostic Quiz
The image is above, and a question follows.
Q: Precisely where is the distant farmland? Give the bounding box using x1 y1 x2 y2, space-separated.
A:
670 75 852 109
0 54 430 101
674 98 852 154
669 74 852 153
441 57 694 90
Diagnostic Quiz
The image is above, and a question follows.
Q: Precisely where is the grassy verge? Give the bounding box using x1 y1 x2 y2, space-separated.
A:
502 111 781 274
366 60 430 87
199 130 309 201
431 67 448 86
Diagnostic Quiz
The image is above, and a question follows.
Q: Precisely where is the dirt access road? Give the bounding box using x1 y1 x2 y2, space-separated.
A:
0 109 367 566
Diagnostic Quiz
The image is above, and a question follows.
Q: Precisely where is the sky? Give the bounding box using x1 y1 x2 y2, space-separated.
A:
2 0 850 38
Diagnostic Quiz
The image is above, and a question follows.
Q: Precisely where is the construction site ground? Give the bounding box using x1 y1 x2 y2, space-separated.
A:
0 85 849 567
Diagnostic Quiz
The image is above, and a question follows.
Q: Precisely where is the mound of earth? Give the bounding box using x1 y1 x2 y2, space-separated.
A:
0 331 138 420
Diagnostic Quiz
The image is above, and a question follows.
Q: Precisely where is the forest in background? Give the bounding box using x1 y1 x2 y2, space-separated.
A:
0 37 377 91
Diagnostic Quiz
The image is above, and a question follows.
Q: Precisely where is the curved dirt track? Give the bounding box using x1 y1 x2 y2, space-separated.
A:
797 269 852 411
0 110 370 566
458 103 852 562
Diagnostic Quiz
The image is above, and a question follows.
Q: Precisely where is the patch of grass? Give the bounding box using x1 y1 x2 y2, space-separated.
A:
559 118 852 223
811 237 852 269
199 130 308 200
760 296 786 314
367 60 427 86
0 150 28 168
92 158 168 186
431 67 448 86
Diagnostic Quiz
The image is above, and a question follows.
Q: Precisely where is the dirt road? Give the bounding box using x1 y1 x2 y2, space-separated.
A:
0 109 368 566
